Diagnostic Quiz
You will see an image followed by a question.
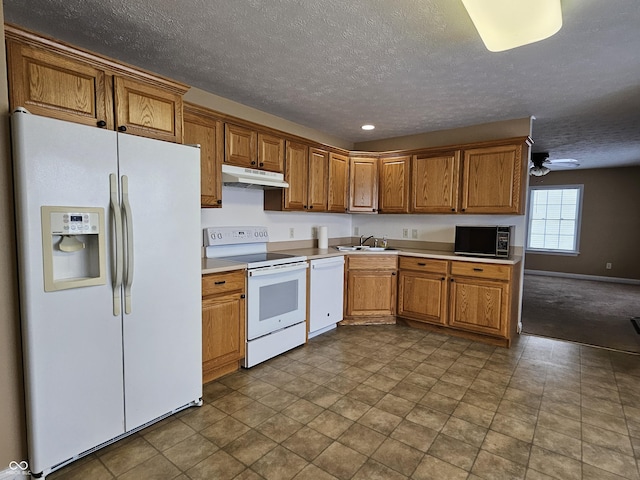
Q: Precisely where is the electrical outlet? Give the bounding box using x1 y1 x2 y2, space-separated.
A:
402 228 409 239
606 262 612 270
412 229 418 239
289 227 295 239
354 227 359 236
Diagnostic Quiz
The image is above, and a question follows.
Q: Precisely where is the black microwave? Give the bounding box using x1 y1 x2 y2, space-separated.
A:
454 226 513 258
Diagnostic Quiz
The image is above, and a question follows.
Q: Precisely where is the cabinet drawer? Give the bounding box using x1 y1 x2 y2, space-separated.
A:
450 261 511 281
202 270 246 296
347 255 397 270
399 256 448 274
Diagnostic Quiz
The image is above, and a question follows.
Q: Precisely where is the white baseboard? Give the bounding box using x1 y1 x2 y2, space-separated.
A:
0 463 30 480
524 269 640 285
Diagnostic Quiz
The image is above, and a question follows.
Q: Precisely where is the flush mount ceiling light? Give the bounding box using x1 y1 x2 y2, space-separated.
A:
361 124 375 131
461 0 563 52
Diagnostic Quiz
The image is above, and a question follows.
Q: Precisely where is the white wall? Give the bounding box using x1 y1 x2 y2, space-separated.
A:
201 187 352 243
352 214 526 247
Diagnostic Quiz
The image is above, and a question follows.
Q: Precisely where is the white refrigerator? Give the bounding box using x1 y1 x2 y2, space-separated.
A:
11 111 203 478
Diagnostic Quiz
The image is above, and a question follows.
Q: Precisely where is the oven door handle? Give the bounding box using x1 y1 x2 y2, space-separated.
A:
248 262 309 277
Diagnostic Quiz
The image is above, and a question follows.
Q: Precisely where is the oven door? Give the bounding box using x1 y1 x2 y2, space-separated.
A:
247 262 308 340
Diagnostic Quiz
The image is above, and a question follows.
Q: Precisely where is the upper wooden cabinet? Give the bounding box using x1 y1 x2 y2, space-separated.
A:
224 123 284 173
461 143 527 214
308 147 329 211
183 103 223 208
5 25 187 143
264 143 329 212
379 155 410 213
349 156 378 213
258 133 284 172
412 151 461 213
327 152 350 213
224 123 257 168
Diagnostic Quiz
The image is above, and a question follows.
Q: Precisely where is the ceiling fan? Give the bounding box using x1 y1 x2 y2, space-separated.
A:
529 152 580 176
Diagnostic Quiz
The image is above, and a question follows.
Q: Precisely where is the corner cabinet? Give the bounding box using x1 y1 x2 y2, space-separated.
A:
327 152 350 213
183 104 223 208
348 156 378 213
5 25 187 143
201 270 246 383
342 255 397 324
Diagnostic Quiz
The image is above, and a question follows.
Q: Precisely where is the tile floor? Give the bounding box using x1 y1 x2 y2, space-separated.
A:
50 325 640 480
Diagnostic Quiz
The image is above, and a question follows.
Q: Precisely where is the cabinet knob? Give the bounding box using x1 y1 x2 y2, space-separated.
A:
240 294 246 299
309 206 313 209
451 208 455 212
304 205 308 209
97 120 107 128
118 125 127 132
259 163 264 167
392 272 396 276
461 208 466 212
441 277 445 281
450 278 455 282
251 161 256 165
217 200 222 205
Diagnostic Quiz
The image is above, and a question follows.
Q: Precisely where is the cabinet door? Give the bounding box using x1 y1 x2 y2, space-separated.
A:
258 133 284 172
202 292 246 382
461 144 523 214
448 277 509 338
7 39 113 130
283 141 309 211
307 148 329 212
327 152 350 213
113 76 183 143
225 123 257 168
379 156 410 213
412 151 460 213
346 270 397 317
184 107 223 207
349 157 378 213
398 271 447 325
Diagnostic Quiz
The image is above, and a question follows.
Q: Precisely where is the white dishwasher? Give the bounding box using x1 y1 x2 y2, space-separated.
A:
309 256 345 338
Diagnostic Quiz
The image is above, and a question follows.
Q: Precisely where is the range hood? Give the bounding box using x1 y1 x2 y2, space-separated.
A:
221 164 289 189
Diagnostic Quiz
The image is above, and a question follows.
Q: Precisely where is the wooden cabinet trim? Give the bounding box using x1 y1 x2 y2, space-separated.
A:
5 24 189 95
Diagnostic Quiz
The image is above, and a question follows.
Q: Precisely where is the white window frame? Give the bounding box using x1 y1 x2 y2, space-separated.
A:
526 185 584 255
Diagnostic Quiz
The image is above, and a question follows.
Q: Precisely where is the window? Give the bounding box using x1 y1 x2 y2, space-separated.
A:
527 185 583 254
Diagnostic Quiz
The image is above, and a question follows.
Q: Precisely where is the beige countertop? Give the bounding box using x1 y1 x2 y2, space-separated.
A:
202 246 521 274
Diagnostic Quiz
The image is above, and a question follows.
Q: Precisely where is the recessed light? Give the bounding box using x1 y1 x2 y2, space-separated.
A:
361 124 375 131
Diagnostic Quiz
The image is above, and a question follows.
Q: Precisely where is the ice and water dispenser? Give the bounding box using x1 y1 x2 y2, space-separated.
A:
41 206 106 291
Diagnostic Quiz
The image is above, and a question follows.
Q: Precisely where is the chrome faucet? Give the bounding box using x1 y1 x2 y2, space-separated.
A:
359 235 375 246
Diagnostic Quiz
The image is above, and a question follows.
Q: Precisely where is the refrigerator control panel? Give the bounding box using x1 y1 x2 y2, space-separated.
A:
49 211 101 235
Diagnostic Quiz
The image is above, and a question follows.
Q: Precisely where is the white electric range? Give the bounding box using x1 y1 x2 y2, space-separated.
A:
204 226 308 367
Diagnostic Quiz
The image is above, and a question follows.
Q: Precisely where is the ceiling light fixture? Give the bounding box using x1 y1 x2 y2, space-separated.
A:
461 0 563 52
361 124 375 131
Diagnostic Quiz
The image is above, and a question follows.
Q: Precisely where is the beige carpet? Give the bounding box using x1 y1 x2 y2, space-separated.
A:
521 274 640 354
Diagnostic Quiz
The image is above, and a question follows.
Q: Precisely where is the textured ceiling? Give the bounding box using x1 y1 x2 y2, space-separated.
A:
3 0 640 170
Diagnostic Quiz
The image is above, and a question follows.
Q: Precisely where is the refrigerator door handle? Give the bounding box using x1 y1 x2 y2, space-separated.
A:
121 175 134 314
110 173 124 316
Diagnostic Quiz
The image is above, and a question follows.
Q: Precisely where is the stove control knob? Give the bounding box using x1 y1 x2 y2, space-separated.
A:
217 233 223 239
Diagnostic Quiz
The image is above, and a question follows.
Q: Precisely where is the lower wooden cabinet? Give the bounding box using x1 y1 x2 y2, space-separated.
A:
397 256 520 346
201 270 246 383
397 257 448 325
343 255 397 323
